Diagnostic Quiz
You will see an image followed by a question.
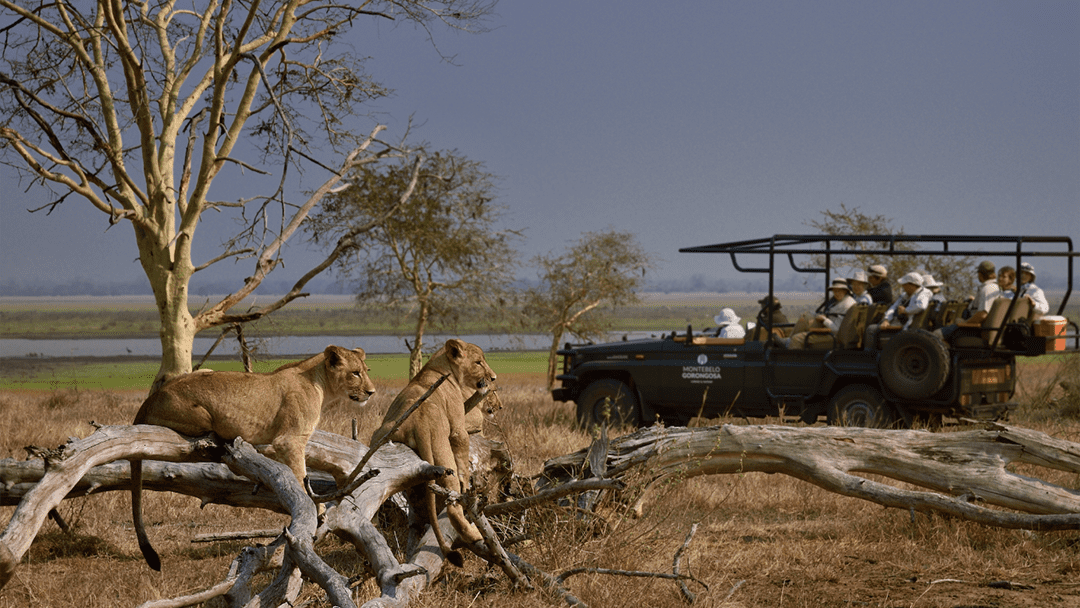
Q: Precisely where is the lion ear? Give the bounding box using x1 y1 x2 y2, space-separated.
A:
445 339 465 360
325 345 344 367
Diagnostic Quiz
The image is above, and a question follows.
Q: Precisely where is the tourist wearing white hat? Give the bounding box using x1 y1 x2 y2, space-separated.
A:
922 274 946 303
1017 263 1050 316
848 270 873 305
881 272 932 330
712 308 746 339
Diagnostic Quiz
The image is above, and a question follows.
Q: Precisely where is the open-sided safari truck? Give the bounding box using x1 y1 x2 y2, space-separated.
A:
552 234 1079 429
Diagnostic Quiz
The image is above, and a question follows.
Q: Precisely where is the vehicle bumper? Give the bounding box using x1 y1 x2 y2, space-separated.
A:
960 401 1013 421
551 387 572 402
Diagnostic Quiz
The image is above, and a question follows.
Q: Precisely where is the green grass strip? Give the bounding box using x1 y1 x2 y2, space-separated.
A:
0 351 551 392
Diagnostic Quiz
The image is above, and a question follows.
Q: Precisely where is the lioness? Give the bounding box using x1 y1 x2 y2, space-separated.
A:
463 384 502 435
131 345 375 570
373 339 496 566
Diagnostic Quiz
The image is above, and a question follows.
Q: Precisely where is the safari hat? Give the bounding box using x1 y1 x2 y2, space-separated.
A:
898 272 923 286
1019 262 1037 280
830 278 850 291
977 260 996 274
868 264 888 278
848 270 869 284
757 295 781 308
713 308 741 327
921 274 942 289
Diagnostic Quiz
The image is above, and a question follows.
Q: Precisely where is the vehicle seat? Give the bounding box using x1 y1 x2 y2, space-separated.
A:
936 300 967 328
806 304 869 350
954 297 1032 348
867 303 889 324
908 302 937 330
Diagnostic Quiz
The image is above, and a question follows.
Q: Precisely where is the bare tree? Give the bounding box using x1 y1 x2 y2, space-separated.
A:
805 204 977 298
0 0 495 384
524 229 653 390
309 150 521 377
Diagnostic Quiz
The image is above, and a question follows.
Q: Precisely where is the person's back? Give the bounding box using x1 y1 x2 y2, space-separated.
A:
966 261 1001 322
756 296 788 327
714 308 746 339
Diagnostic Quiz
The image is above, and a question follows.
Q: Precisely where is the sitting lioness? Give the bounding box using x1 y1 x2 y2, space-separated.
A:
373 339 496 566
131 345 375 570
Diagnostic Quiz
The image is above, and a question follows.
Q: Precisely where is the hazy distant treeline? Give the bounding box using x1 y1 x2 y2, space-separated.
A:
2 271 1073 298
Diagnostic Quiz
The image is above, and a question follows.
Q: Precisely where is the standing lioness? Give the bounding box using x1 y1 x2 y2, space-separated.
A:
373 339 496 566
131 345 375 570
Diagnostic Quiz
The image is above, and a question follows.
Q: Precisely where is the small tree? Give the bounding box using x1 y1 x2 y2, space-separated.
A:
524 229 653 390
308 150 520 377
0 0 495 384
805 204 976 298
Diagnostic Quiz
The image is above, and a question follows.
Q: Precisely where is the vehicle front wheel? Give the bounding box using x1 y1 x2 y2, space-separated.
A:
576 379 640 430
827 385 898 429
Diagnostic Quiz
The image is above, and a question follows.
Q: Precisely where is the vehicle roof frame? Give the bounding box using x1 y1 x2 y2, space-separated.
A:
680 234 1077 338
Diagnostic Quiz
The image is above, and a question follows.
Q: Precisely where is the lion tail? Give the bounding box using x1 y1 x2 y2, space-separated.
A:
131 459 161 571
426 486 464 568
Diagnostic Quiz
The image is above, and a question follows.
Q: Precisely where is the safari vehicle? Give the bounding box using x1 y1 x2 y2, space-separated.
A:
552 235 1079 429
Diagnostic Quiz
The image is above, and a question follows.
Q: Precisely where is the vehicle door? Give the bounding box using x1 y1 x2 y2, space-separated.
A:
654 336 747 421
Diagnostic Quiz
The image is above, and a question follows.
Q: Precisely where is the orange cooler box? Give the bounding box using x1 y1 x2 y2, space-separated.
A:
1035 316 1067 351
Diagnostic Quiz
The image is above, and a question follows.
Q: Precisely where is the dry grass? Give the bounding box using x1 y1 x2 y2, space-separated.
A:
3 361 1080 607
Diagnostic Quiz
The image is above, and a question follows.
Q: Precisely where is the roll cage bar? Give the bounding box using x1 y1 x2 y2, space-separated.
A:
679 234 1078 347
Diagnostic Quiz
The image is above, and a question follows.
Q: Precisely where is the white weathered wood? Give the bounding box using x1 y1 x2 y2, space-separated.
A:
0 425 220 569
542 423 1080 529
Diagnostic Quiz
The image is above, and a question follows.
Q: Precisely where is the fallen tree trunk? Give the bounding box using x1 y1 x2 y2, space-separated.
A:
4 421 1079 604
542 422 1080 530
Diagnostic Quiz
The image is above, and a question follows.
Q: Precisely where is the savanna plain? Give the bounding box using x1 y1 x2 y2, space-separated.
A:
1 295 1079 608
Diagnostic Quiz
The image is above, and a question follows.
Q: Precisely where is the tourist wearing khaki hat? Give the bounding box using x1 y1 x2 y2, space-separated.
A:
756 295 788 327
848 270 873 305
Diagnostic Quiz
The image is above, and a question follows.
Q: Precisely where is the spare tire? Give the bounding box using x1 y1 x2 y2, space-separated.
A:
878 329 950 400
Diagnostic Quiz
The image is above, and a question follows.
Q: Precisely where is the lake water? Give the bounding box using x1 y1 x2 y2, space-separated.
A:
0 331 663 359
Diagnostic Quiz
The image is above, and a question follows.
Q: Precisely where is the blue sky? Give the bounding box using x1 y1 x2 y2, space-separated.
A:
1 0 1078 292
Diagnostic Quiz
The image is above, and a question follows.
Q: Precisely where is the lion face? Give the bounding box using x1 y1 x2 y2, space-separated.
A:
480 387 503 415
324 345 376 406
445 339 497 392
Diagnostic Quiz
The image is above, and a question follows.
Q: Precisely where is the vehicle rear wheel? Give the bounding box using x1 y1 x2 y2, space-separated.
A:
827 385 898 428
878 329 950 400
576 379 640 430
